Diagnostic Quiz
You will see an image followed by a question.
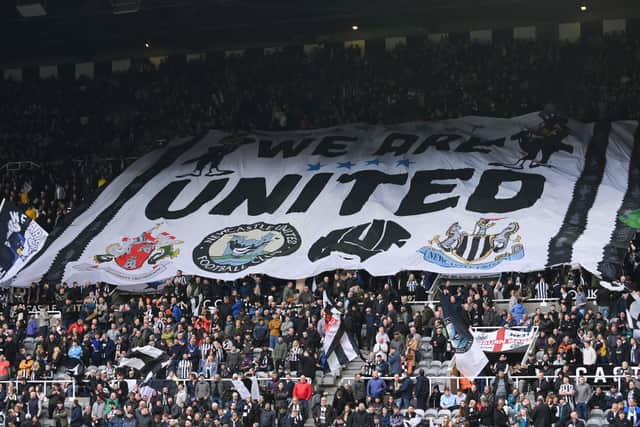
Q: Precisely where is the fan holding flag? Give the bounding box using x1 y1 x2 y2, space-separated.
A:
439 289 488 379
318 291 361 373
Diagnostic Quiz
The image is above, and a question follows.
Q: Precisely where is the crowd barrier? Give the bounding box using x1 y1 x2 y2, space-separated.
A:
339 373 630 395
0 161 40 172
0 376 302 400
1 370 632 403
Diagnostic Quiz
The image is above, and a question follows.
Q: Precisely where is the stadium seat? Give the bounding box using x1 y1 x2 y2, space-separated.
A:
321 374 336 386
437 409 451 418
425 409 438 419
451 409 460 417
431 360 442 369
426 368 439 377
589 409 604 418
417 359 431 368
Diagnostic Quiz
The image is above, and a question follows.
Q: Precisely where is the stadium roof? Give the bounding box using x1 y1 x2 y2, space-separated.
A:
1 0 639 65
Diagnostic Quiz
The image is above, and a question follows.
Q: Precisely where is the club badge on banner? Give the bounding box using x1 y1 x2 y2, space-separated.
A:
7 112 639 286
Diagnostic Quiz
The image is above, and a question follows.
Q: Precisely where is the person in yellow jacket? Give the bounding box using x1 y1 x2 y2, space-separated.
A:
18 354 35 379
25 207 37 220
268 315 282 349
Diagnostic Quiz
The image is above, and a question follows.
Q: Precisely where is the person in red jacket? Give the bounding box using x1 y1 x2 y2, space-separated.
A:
67 319 86 337
292 375 313 416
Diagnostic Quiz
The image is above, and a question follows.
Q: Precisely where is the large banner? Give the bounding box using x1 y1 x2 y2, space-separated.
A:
472 328 536 353
8 113 640 286
0 199 48 283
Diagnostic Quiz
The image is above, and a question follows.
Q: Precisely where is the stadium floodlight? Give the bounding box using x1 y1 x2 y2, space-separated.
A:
16 0 47 17
352 25 359 31
145 42 150 48
580 5 587 11
111 0 141 14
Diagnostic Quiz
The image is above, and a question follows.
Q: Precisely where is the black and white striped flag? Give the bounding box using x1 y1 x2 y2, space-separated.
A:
118 345 171 382
321 291 359 373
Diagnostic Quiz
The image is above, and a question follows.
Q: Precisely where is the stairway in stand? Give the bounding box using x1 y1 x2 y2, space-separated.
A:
305 350 368 425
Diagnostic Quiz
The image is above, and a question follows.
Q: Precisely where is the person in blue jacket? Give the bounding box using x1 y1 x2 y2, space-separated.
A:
366 371 387 400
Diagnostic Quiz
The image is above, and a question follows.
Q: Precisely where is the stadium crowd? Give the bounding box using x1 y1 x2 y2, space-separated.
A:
0 29 639 427
0 261 639 427
3 33 640 233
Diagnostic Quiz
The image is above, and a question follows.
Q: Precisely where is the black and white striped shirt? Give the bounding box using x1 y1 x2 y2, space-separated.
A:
177 359 192 379
535 280 549 300
200 342 213 358
288 346 302 362
559 383 575 408
213 346 225 364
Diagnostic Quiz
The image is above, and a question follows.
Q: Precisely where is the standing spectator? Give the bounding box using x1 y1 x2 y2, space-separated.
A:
53 401 69 427
69 400 82 427
574 376 592 421
531 397 552 427
292 376 313 416
415 369 428 410
366 371 386 401
431 327 447 362
312 396 333 427
269 314 282 349
0 354 10 380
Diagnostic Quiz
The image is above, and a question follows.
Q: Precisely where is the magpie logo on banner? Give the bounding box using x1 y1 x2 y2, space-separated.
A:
308 219 410 262
0 199 48 284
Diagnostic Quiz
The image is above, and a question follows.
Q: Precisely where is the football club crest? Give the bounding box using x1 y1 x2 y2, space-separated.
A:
73 224 182 280
419 218 524 269
193 222 301 273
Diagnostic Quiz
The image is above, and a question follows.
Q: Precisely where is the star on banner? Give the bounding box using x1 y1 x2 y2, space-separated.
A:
366 159 382 166
337 161 356 169
396 159 415 168
307 163 325 171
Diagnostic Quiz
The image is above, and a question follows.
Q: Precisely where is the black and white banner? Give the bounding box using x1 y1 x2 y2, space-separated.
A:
320 291 359 372
0 199 48 284
7 113 640 286
118 345 171 381
440 292 488 379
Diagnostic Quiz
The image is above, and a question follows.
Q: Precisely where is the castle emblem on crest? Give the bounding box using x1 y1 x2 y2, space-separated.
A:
74 224 183 280
419 218 524 269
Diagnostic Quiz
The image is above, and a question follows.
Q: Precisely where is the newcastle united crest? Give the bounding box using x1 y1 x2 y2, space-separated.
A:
74 224 183 280
193 222 301 273
419 218 524 269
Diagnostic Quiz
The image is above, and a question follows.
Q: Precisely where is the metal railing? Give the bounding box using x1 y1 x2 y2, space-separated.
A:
0 375 303 401
0 161 40 172
338 373 629 395
0 379 76 398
